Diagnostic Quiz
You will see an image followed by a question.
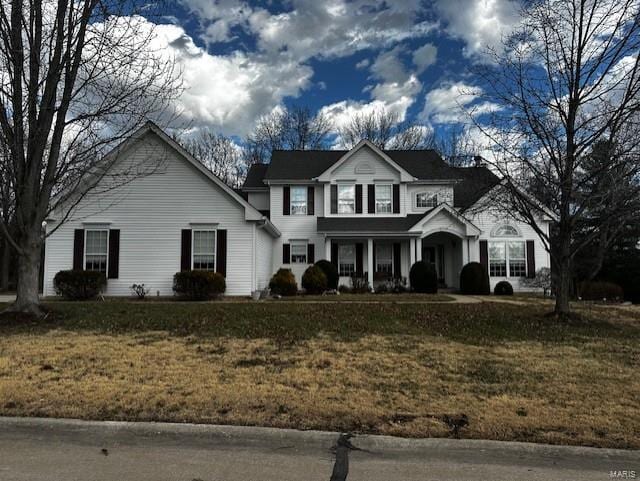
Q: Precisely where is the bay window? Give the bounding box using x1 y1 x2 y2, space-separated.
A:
338 184 355 214
193 230 216 270
85 230 108 273
338 244 355 276
375 184 392 213
290 186 307 215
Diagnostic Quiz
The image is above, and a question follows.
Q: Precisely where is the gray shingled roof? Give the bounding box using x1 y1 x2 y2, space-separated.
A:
241 149 500 210
317 213 432 233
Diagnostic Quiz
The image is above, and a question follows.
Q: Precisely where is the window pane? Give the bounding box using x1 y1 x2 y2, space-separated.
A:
338 244 355 276
291 241 307 264
508 241 525 259
375 185 392 213
375 244 393 274
508 241 526 277
489 241 506 277
85 230 108 273
489 242 505 260
193 230 216 271
416 193 437 208
291 186 307 215
338 185 355 214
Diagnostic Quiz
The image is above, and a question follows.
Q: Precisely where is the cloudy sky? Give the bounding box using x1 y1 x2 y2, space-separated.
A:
148 0 521 140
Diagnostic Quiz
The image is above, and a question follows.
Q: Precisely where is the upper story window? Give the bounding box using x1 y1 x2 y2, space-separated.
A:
290 186 307 215
375 184 392 213
193 230 216 270
492 224 520 237
85 229 108 272
416 192 437 209
290 240 308 263
338 184 355 214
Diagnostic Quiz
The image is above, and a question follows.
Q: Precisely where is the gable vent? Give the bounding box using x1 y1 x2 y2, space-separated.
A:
354 162 375 174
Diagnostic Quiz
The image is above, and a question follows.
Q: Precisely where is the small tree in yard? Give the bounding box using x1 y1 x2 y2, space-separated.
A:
473 0 640 317
0 1 180 315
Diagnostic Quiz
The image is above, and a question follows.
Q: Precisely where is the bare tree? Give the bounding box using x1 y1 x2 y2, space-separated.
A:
181 131 245 188
434 125 481 166
339 108 432 149
0 1 180 314
0 139 13 290
473 0 640 316
246 105 333 164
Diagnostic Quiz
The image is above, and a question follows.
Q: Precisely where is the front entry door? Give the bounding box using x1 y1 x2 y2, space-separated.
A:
423 246 446 286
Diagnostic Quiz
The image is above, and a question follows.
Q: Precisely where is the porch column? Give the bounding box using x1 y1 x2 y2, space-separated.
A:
367 238 374 287
325 237 331 261
409 238 416 267
416 237 422 262
462 236 469 266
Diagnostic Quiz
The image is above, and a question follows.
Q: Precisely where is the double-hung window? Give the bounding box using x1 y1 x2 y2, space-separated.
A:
416 192 437 209
338 244 355 276
375 244 393 275
488 241 526 277
375 184 392 213
290 186 307 215
193 230 216 270
85 230 108 273
290 240 308 264
337 184 355 214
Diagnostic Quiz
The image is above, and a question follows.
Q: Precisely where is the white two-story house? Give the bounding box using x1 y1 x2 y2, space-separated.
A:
42 123 551 297
243 139 551 291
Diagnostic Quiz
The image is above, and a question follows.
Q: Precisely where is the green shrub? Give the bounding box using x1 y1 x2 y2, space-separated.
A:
314 260 339 290
53 270 106 300
460 262 490 295
579 281 624 301
409 261 438 293
173 271 226 300
302 265 328 294
269 268 298 296
494 280 514 296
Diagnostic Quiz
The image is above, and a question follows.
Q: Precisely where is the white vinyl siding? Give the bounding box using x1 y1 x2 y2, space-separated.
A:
85 230 108 273
44 130 261 296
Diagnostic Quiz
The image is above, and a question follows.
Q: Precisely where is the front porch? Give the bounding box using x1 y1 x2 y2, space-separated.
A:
324 232 469 290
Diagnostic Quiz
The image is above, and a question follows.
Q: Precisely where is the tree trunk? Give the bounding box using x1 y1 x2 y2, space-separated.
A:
0 239 9 291
555 256 572 316
6 231 44 316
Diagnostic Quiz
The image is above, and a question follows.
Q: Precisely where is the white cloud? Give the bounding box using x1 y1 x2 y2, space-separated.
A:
421 81 500 124
412 43 437 73
355 58 370 70
436 0 520 58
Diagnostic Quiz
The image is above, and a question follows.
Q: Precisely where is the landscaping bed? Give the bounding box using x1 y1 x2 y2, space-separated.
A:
0 300 638 449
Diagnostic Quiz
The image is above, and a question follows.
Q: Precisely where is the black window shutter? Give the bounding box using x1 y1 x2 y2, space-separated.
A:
330 185 337 214
479 240 489 272
283 243 290 264
73 229 84 270
283 186 290 215
355 184 363 214
393 242 401 278
107 229 120 279
392 184 400 213
307 186 314 215
307 243 315 264
355 243 363 276
526 240 535 278
216 229 227 277
367 184 375 213
181 229 192 271
331 242 338 269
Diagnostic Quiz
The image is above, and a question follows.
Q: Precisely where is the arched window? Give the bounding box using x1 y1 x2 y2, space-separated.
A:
491 224 520 237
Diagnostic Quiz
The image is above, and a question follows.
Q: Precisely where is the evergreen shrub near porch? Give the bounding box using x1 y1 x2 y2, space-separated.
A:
460 262 490 295
301 265 328 294
409 261 438 293
314 260 338 290
173 271 226 300
53 270 106 300
269 268 298 296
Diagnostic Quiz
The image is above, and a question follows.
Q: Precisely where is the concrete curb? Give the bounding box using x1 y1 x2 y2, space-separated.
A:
1 416 638 460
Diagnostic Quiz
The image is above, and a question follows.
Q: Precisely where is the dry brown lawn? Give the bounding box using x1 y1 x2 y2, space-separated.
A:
0 300 638 449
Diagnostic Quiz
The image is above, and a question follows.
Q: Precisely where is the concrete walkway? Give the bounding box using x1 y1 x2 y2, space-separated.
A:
0 417 637 481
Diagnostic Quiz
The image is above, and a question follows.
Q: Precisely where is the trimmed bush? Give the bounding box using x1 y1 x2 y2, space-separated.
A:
409 261 438 293
460 262 490 295
173 271 226 300
53 270 106 300
579 281 624 301
302 265 328 294
315 260 339 290
269 268 298 296
494 280 514 296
